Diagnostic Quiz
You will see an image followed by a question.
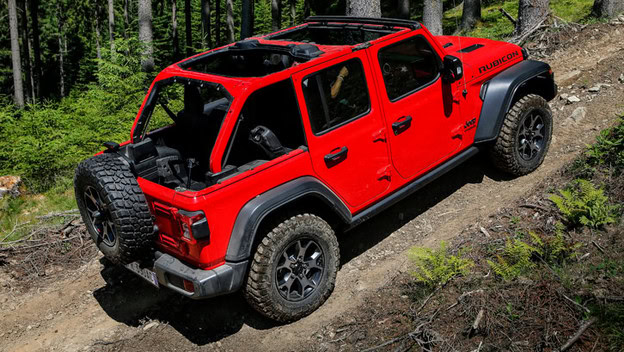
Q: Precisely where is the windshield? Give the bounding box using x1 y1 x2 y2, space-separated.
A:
133 77 232 143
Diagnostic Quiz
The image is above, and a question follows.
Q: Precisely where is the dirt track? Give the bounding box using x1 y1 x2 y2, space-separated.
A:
1 23 624 352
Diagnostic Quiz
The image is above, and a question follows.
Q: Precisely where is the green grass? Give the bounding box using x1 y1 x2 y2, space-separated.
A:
443 0 595 39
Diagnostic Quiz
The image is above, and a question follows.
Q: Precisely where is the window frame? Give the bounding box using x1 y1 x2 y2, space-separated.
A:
301 57 372 136
377 34 442 103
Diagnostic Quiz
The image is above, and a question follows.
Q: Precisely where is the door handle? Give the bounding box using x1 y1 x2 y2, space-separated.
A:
324 146 348 167
391 115 413 135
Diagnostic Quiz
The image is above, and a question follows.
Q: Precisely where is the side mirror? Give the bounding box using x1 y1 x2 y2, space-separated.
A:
443 55 463 83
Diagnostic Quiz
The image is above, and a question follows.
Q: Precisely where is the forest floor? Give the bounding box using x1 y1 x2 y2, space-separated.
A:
1 22 624 352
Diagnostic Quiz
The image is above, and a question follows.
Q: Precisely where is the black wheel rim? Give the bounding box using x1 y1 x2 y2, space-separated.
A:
517 110 546 161
275 238 325 302
83 186 116 247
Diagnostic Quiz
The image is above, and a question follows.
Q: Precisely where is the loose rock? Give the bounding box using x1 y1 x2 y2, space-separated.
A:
566 106 587 125
588 86 600 93
567 95 581 104
143 321 159 331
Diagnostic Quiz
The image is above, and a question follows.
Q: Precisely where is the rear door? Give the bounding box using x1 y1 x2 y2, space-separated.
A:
293 52 391 209
368 33 463 180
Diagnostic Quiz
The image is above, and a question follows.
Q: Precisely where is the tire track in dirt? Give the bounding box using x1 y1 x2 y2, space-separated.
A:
1 23 623 352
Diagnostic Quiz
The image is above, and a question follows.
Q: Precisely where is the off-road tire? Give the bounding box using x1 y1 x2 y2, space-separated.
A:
244 214 340 322
489 94 553 176
74 153 154 265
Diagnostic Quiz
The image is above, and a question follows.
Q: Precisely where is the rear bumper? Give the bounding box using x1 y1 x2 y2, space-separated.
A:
153 252 248 299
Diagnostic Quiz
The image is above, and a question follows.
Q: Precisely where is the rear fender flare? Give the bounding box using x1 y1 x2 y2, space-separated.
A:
225 177 351 262
474 59 557 144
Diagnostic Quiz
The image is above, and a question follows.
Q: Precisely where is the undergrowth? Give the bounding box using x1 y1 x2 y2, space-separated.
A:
549 179 619 228
408 241 474 287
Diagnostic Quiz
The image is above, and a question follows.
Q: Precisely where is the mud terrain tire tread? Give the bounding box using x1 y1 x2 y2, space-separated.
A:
74 153 154 265
489 94 553 176
244 214 340 323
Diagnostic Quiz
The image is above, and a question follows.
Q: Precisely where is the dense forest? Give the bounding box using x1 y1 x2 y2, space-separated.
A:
0 0 622 193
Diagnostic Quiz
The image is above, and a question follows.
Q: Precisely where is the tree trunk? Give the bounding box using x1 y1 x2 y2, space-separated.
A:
201 0 212 48
225 0 235 43
398 0 409 19
215 0 221 45
108 0 115 52
460 0 481 30
56 3 65 97
138 0 154 71
271 0 281 31
8 0 24 107
29 0 41 98
423 0 443 35
289 0 295 25
123 0 129 40
95 0 102 60
592 0 624 18
19 0 33 103
346 0 381 17
516 0 549 36
304 0 310 18
241 0 253 39
185 0 192 55
172 0 179 58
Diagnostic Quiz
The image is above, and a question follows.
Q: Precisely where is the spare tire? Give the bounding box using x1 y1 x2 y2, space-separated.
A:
74 153 154 264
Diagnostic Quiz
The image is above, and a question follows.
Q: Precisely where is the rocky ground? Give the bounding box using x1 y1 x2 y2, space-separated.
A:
1 21 624 352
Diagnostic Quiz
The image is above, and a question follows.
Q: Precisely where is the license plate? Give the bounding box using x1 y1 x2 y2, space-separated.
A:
125 262 159 288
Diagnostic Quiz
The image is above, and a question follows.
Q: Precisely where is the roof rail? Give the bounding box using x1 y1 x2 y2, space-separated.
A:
305 16 421 30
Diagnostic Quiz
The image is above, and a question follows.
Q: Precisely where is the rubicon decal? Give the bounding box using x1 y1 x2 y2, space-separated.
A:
479 51 520 74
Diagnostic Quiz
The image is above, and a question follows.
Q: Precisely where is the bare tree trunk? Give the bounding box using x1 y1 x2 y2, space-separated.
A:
185 0 192 55
94 0 102 59
423 0 443 35
138 0 154 71
271 0 281 31
29 0 41 98
108 0 115 52
304 0 310 18
592 0 624 18
172 0 179 58
201 0 212 48
8 0 24 107
516 0 549 36
460 0 481 30
225 0 235 43
123 0 129 40
215 0 221 45
346 0 381 17
56 3 65 97
398 0 409 19
241 0 253 39
289 0 295 25
19 0 33 103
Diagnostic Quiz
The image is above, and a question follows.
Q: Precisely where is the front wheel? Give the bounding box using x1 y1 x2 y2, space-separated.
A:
489 94 553 176
244 214 340 322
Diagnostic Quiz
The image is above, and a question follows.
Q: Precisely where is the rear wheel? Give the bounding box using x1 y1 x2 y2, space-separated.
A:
489 94 553 176
74 154 154 264
244 214 340 322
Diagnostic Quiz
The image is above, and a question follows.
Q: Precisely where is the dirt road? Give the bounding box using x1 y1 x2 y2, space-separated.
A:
1 23 623 352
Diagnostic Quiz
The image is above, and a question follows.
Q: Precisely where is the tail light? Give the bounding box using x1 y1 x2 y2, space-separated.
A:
176 210 210 242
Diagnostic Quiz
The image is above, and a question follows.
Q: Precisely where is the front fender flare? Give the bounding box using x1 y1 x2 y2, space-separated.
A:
474 59 556 144
225 176 351 262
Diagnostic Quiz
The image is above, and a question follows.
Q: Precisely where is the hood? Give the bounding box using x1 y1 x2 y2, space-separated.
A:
436 36 524 82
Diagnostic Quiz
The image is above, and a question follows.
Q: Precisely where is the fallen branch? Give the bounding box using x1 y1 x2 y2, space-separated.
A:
472 309 484 331
561 292 590 313
447 289 484 311
591 241 605 254
36 209 79 220
559 317 596 351
519 203 551 213
499 8 517 25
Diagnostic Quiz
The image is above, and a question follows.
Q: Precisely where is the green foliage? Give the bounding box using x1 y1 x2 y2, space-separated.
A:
549 179 619 228
586 116 624 172
408 241 474 287
528 229 581 264
487 238 537 281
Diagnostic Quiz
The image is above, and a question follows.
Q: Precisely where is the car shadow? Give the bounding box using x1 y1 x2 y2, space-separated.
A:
93 152 513 346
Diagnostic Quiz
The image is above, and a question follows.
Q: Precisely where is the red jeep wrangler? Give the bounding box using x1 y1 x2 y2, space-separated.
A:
75 16 556 322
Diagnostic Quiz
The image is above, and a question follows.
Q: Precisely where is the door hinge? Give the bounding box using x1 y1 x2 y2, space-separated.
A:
372 128 386 142
376 165 392 180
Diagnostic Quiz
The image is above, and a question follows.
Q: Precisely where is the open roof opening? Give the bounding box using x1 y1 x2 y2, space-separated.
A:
265 23 400 46
178 40 323 77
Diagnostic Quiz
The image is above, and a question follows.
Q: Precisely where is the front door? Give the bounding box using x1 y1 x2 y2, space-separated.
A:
369 34 462 180
293 52 391 209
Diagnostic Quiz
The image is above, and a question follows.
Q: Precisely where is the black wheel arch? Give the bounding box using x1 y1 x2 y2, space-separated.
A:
475 59 557 144
225 176 351 262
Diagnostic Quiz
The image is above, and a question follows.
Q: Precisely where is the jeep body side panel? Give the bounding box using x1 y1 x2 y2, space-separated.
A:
225 176 351 262
474 59 556 143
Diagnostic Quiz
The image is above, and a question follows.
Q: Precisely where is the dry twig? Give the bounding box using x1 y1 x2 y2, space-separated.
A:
559 317 596 351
